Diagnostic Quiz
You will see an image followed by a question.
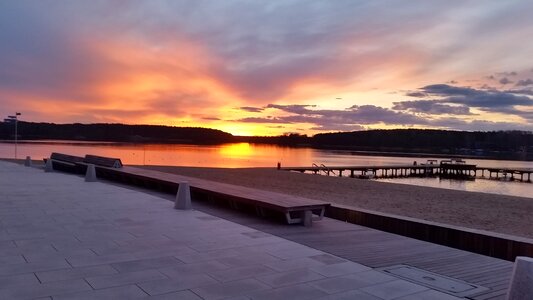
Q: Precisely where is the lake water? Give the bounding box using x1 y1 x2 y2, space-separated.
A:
1 141 532 198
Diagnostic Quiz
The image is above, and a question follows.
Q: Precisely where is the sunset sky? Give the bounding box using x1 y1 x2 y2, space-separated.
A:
1 1 533 136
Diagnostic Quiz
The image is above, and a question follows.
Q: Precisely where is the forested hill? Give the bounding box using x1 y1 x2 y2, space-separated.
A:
0 122 234 144
241 129 533 159
311 129 533 153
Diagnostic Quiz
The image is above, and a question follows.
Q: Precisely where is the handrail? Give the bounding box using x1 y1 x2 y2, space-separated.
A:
311 163 336 176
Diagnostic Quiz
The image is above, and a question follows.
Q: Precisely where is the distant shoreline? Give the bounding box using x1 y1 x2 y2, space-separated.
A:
1 138 531 162
1 123 531 160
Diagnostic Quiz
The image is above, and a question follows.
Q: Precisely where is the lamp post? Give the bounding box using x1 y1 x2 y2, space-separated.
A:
6 112 21 159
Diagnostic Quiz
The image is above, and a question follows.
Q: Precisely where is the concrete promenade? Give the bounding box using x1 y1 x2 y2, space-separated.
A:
1 161 463 299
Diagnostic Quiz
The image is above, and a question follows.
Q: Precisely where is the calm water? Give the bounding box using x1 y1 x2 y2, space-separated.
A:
1 141 531 198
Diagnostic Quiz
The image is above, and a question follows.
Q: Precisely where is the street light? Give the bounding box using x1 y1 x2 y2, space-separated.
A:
5 112 21 159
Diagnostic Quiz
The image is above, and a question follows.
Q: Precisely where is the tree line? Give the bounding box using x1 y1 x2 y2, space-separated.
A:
1 122 532 158
0 122 233 144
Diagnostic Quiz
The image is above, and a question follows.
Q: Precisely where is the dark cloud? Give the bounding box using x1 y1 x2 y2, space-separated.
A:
265 104 317 114
421 84 533 108
505 89 533 96
496 71 518 76
235 102 533 131
430 118 533 131
202 117 220 121
499 77 513 85
236 104 428 131
310 124 365 131
422 84 479 97
479 84 497 90
392 100 472 115
406 92 427 97
238 106 264 113
238 117 290 124
516 79 533 86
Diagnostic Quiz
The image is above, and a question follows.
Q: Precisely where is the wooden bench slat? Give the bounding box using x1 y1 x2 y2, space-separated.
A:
83 155 123 168
49 152 85 163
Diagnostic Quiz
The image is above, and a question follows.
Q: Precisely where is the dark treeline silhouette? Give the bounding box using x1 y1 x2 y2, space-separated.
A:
0 122 233 144
1 122 532 159
239 129 533 159
312 129 533 152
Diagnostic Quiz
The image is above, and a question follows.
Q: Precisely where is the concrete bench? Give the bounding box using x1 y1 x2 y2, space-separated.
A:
83 155 123 168
95 166 330 226
43 153 85 172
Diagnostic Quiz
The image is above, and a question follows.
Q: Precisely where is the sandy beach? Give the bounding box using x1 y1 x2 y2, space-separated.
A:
139 165 533 239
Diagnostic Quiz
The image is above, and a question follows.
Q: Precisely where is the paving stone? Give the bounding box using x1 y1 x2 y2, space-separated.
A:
209 265 278 282
130 247 197 260
0 258 71 276
52 240 119 252
146 290 203 300
0 240 15 248
159 261 231 277
264 257 330 272
174 248 242 264
396 289 463 300
137 273 218 295
241 231 273 239
310 270 397 294
361 279 429 300
66 252 137 267
0 254 26 265
14 236 79 248
316 290 382 300
246 283 328 300
0 273 41 288
309 254 348 265
256 269 325 288
267 247 325 260
24 248 97 262
111 256 183 273
0 278 92 299
215 252 281 267
36 265 118 283
192 278 271 300
310 261 371 277
86 269 167 289
53 285 148 300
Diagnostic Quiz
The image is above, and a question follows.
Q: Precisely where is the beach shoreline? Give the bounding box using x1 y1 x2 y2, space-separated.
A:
137 165 533 239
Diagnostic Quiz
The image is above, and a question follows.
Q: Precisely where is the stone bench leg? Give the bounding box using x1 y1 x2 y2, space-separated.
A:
285 210 313 227
303 210 312 227
506 256 533 300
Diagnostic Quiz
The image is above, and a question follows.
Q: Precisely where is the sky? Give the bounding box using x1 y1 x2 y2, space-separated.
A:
1 1 533 136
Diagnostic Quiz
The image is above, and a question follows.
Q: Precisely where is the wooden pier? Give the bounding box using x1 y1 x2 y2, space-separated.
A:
280 161 533 183
477 167 533 182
